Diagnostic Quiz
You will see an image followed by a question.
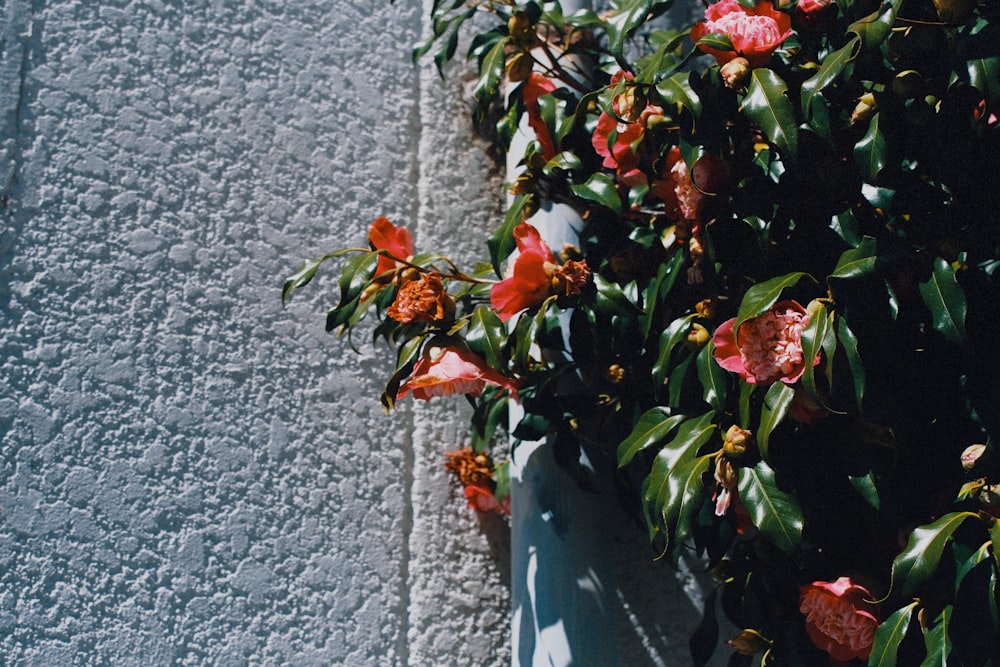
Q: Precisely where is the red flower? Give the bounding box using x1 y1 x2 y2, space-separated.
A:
691 0 792 68
464 485 511 515
654 147 730 226
397 345 518 401
591 72 663 187
713 300 814 386
800 578 879 663
796 0 833 27
490 223 590 322
369 217 414 280
523 73 558 161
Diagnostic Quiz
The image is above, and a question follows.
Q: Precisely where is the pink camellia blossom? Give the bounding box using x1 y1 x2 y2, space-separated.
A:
490 223 590 322
369 216 414 280
656 147 731 226
691 0 793 68
800 577 880 663
796 0 833 27
523 73 559 161
397 345 518 401
713 300 815 386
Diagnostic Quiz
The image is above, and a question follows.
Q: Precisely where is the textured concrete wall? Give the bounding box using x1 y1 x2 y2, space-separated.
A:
0 0 510 664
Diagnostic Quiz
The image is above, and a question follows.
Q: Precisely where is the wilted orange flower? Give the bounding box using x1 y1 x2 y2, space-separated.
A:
388 273 456 323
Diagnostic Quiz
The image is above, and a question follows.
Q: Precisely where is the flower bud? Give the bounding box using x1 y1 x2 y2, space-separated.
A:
506 52 533 83
728 629 770 656
685 323 711 351
723 425 752 458
695 297 718 319
605 363 626 384
961 444 987 471
891 70 924 100
508 12 537 45
720 57 751 91
851 92 877 125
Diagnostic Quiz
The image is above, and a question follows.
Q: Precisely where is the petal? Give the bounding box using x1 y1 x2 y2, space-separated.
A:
712 318 750 380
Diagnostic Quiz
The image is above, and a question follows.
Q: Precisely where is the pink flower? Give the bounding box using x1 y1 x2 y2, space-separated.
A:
464 485 511 515
796 0 833 27
490 223 589 322
655 148 731 225
800 578 879 663
397 345 518 401
713 300 815 385
523 74 559 161
691 0 793 68
369 217 414 280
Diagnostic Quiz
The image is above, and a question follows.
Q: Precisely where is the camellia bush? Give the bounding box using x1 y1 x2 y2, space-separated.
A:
285 0 1000 663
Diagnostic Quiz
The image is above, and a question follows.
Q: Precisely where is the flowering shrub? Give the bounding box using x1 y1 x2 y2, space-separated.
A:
286 0 1000 663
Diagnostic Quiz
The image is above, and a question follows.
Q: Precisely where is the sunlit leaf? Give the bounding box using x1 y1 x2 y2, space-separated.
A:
697 341 729 413
830 236 878 279
757 381 795 461
918 257 967 345
737 459 802 553
618 408 687 468
920 606 952 667
854 111 890 183
891 512 980 598
801 37 861 122
742 68 798 164
734 272 813 335
868 601 918 667
571 172 623 215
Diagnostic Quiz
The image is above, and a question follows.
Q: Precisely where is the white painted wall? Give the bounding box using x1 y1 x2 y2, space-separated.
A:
1 0 715 664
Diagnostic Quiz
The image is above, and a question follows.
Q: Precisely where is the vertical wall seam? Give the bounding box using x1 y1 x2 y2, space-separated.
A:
0 0 34 205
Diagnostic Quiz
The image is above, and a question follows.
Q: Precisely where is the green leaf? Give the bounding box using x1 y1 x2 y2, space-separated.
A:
605 0 674 61
742 68 798 164
659 454 714 562
618 408 687 468
891 512 980 599
849 473 880 510
571 172 623 215
487 195 531 276
654 71 702 120
739 382 754 430
465 306 507 371
695 32 734 52
641 249 685 343
737 459 803 553
920 606 952 667
697 341 729 413
848 0 901 52
653 314 697 387
757 382 795 461
854 111 890 183
830 235 878 279
734 272 812 335
473 38 508 107
918 257 967 345
801 37 861 122
868 601 918 667
799 300 834 406
954 21 1000 106
283 252 336 304
836 315 865 410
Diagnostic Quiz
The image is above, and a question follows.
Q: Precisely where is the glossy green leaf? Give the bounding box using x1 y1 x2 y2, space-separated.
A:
920 606 952 667
487 195 531 276
668 355 696 406
892 512 979 598
801 37 861 122
737 459 803 553
918 257 967 345
605 0 674 60
571 172 623 215
697 341 729 413
854 112 890 183
739 382 754 430
734 272 812 336
848 0 901 51
618 408 687 468
660 454 714 562
282 251 340 304
799 300 835 406
830 236 878 279
836 315 865 410
742 68 798 164
653 314 697 387
641 249 685 342
465 306 507 371
757 381 795 461
868 601 918 667
695 32 733 52
954 19 1000 105
849 473 880 510
473 38 508 106
654 71 702 120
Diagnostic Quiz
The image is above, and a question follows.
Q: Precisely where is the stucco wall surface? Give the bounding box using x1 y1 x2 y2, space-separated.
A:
0 0 513 664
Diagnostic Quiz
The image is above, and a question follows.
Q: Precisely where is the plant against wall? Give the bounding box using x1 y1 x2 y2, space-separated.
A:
285 0 1000 663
